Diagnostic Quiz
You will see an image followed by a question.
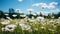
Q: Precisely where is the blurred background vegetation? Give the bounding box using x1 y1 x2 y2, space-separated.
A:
0 8 60 19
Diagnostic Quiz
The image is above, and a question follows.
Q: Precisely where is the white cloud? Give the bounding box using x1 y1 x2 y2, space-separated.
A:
39 3 47 8
32 2 58 9
47 2 58 9
50 2 58 5
32 3 47 8
32 3 40 6
18 0 23 2
47 5 55 9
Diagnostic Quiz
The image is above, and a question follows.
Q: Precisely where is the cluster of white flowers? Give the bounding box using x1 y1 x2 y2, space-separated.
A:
37 16 44 22
19 23 31 30
1 20 10 25
27 18 35 23
0 16 60 33
2 24 16 32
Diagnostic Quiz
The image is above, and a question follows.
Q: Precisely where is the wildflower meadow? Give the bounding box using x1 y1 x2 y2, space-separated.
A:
0 0 60 34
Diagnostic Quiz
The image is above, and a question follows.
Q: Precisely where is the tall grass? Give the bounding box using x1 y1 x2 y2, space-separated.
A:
0 19 60 34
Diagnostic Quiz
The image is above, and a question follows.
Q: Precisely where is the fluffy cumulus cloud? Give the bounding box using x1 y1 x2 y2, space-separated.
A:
32 2 58 9
18 0 23 2
50 2 58 5
32 3 40 7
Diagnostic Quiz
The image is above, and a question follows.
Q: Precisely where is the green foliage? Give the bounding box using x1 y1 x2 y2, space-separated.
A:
0 19 60 34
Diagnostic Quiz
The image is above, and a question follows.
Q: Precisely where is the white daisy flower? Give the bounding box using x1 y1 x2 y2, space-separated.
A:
1 20 10 25
58 17 60 19
5 24 16 32
32 13 36 16
20 15 26 17
49 20 55 23
4 14 9 16
19 23 31 30
28 19 35 23
32 16 34 19
37 16 44 22
48 29 55 31
12 14 17 17
6 17 12 21
1 27 5 31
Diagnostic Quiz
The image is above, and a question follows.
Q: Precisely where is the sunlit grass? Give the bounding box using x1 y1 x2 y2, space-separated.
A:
0 18 60 34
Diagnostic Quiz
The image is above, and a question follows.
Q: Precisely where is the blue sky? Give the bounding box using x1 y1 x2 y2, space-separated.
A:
0 0 60 14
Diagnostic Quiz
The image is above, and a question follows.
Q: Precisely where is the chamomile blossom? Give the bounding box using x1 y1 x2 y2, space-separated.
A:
37 16 44 22
12 14 17 17
5 24 16 32
19 23 31 30
1 20 10 25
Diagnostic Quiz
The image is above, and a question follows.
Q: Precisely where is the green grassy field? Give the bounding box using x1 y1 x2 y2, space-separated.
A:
0 18 60 34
